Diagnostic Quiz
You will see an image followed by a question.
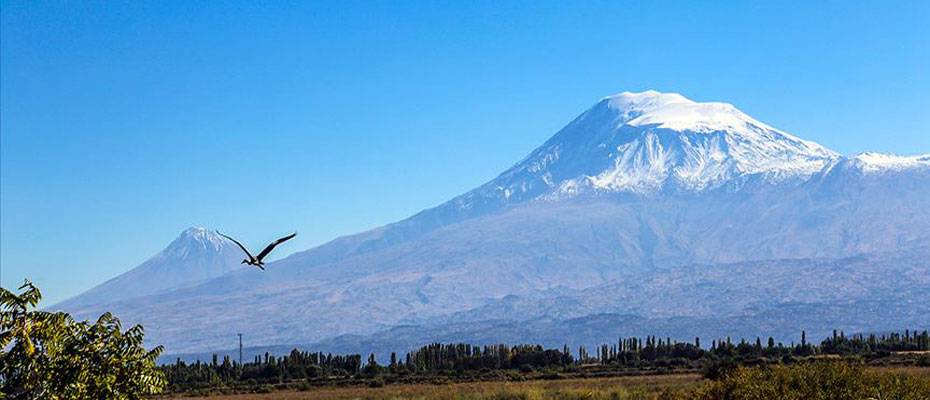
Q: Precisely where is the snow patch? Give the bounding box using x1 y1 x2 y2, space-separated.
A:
850 152 930 173
177 227 227 252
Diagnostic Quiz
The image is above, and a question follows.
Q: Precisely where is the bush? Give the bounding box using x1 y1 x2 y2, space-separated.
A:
0 280 166 399
917 355 930 367
686 362 930 400
701 358 737 380
305 364 324 378
539 372 564 380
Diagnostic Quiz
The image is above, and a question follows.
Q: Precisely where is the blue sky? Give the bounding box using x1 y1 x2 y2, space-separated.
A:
2 1 928 304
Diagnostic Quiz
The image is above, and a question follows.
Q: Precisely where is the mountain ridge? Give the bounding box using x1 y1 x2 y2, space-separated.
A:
56 91 930 356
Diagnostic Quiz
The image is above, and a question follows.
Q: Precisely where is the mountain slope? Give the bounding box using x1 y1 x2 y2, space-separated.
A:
250 91 845 269
59 91 930 355
304 249 930 357
54 227 245 311
270 92 925 280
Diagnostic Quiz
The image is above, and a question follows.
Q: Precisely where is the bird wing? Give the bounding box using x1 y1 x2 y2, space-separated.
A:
216 231 254 259
256 232 297 261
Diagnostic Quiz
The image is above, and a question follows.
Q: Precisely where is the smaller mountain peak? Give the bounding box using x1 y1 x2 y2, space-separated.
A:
174 227 226 251
181 226 217 239
182 226 210 235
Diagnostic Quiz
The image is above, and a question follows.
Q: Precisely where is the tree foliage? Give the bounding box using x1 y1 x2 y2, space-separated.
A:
0 280 166 399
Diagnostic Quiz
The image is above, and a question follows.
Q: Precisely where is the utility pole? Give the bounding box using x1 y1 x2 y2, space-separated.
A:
238 333 243 366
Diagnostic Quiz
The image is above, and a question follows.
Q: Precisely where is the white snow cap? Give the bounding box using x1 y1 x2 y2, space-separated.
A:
182 226 214 239
176 227 226 252
605 91 805 139
850 152 930 172
603 90 693 115
480 90 852 197
585 91 838 190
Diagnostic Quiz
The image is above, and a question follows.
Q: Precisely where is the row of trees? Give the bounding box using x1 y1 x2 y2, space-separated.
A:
162 343 579 390
161 328 929 392
162 349 365 389
585 330 929 367
405 343 573 371
821 329 930 354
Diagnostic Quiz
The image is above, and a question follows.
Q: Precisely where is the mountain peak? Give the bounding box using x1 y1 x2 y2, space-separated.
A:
173 227 226 253
463 91 840 202
182 226 210 235
601 90 778 136
53 227 244 310
603 90 693 111
180 226 217 239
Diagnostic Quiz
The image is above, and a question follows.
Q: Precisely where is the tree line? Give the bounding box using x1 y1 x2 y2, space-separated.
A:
161 328 930 392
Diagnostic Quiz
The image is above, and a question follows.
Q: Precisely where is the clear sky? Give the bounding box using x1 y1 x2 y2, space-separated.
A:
2 1 928 305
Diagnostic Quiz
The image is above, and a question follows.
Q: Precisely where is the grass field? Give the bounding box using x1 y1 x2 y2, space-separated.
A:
168 373 701 399
165 366 930 400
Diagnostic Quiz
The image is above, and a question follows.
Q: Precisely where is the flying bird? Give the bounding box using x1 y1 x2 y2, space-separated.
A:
216 231 297 270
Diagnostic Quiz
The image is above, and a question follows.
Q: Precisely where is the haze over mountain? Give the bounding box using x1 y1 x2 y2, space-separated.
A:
55 91 930 357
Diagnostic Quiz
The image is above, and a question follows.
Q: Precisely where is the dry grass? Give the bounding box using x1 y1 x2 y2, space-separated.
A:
168 373 700 399
165 365 930 400
870 365 930 379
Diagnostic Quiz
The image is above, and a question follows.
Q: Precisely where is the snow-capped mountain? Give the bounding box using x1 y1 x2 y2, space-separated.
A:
481 91 837 198
54 227 245 311
57 91 930 357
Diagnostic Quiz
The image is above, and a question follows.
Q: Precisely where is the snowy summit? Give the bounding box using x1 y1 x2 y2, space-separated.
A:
463 90 840 205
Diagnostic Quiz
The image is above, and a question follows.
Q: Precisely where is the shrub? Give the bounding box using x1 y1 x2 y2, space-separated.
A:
686 362 930 400
0 280 166 399
700 358 737 380
917 355 930 367
305 364 324 378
